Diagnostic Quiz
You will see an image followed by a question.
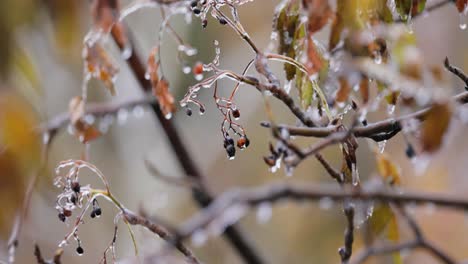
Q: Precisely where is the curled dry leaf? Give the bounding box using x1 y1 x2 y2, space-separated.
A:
83 42 119 96
421 102 452 153
91 0 120 33
154 78 176 119
68 96 102 143
147 47 176 119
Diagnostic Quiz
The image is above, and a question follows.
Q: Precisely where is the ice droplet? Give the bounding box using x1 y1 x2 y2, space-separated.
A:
284 80 292 94
378 140 387 153
256 202 272 224
183 66 191 74
117 108 129 125
387 104 396 115
121 45 133 60
318 197 334 210
132 105 145 118
164 112 172 120
460 13 467 30
191 230 208 247
195 74 203 81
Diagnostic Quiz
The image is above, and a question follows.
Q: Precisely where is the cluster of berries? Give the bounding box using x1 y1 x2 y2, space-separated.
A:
223 133 250 159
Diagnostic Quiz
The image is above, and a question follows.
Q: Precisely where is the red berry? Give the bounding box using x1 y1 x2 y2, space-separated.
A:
193 62 204 75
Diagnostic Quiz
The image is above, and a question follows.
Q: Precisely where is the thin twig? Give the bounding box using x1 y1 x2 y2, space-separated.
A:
445 57 468 89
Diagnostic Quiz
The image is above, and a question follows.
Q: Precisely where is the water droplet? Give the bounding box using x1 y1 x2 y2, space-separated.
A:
351 163 360 186
378 140 387 153
84 114 95 125
132 105 145 118
67 124 75 135
144 72 151 80
42 132 51 144
256 202 272 224
270 31 278 41
319 197 334 210
195 74 203 81
373 52 382 64
164 112 172 120
183 66 191 74
117 108 129 125
387 104 396 115
284 80 292 94
121 45 133 60
460 13 467 30
191 230 207 247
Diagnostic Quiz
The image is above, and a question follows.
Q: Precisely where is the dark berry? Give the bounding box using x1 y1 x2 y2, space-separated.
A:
76 246 84 255
226 144 236 158
405 144 415 158
58 213 66 222
70 194 77 204
190 1 198 8
94 208 102 217
202 19 208 28
185 108 193 116
71 181 80 193
193 8 201 15
232 109 240 119
90 210 96 218
63 209 72 217
218 18 227 25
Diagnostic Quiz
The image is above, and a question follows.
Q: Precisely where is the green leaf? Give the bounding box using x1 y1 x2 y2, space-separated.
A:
274 0 301 80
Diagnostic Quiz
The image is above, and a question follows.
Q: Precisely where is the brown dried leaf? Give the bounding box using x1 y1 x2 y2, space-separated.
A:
336 77 351 104
74 120 102 144
304 0 333 34
91 0 120 33
83 42 119 96
154 79 176 119
421 102 452 153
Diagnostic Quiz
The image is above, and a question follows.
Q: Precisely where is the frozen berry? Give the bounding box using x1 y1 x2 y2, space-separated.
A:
226 144 236 158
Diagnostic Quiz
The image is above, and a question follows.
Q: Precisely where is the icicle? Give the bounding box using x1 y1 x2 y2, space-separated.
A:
256 202 273 224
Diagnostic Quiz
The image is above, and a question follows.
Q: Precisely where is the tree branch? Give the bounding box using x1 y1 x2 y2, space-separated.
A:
110 23 264 264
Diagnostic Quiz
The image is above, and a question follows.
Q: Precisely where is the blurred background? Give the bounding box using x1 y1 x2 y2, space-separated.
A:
0 0 467 263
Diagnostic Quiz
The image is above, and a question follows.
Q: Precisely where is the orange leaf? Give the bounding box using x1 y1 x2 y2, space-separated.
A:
154 78 176 119
147 47 160 90
335 77 351 104
304 0 333 34
421 102 452 153
83 42 119 95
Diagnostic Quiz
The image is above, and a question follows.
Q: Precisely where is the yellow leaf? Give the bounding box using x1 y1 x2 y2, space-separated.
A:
376 152 401 186
421 102 452 153
0 91 41 236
